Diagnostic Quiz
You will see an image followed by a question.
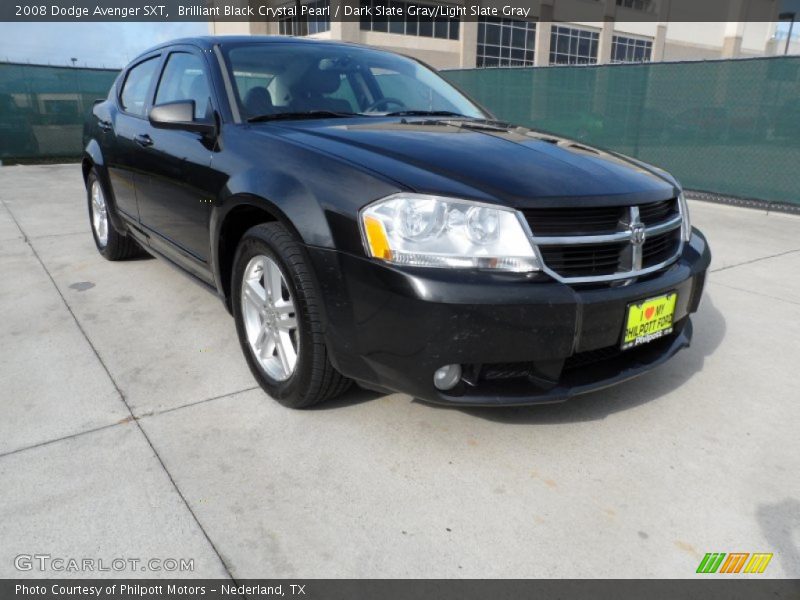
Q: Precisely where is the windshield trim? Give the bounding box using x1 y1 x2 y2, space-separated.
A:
213 44 240 123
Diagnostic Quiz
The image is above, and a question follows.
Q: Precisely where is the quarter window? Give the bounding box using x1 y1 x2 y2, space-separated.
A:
119 57 160 117
155 53 212 119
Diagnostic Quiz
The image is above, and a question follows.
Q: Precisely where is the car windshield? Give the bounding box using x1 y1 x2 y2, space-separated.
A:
223 42 486 121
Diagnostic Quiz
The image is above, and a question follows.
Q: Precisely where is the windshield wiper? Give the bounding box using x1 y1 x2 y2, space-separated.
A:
247 110 360 122
383 110 468 117
445 118 511 131
391 113 510 132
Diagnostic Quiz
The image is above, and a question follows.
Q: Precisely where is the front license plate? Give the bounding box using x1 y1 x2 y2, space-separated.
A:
622 292 677 350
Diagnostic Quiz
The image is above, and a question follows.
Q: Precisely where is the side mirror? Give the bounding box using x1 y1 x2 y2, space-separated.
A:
149 100 216 135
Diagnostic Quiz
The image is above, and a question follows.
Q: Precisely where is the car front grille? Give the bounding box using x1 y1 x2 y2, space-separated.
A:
638 198 679 226
519 206 625 236
643 229 681 267
538 241 628 277
522 198 684 283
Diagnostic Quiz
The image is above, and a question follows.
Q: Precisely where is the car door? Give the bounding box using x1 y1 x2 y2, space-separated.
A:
133 48 220 277
106 53 162 223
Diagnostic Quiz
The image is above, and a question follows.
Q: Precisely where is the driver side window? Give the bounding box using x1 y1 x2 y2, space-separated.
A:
155 52 212 120
120 57 160 117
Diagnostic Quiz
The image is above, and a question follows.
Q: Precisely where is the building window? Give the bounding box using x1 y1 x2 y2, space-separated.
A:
549 25 599 65
359 0 460 40
278 0 331 36
611 35 653 62
616 0 655 12
477 17 536 68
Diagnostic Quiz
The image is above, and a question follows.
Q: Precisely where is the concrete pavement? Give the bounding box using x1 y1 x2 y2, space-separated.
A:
1 164 798 579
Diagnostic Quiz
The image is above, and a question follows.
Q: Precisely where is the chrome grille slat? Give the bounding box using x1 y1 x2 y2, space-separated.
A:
522 198 685 283
639 198 679 225
520 206 624 236
533 214 681 246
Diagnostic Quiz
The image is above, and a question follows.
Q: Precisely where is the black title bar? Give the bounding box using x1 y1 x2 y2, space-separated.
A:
1 0 795 22
3 579 800 600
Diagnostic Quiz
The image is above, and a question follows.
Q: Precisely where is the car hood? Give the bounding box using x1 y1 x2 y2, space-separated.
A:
260 118 678 206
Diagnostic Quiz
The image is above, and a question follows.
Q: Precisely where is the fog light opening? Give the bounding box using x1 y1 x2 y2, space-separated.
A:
433 364 462 391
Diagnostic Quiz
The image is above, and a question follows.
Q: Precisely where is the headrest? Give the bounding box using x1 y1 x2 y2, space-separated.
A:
188 75 207 99
243 86 273 118
303 70 342 95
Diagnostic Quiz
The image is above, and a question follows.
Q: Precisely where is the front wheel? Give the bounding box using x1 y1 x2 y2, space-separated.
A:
232 222 351 408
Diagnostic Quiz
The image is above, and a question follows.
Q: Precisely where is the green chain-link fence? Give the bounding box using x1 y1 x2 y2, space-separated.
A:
444 57 800 205
0 63 119 160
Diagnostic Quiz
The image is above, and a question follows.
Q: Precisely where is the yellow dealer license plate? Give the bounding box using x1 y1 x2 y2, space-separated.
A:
622 292 677 350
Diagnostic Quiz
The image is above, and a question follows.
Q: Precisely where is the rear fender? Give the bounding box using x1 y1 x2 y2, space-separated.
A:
82 139 127 235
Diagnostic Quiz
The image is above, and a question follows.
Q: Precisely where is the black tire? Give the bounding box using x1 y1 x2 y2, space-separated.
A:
86 168 142 261
232 222 351 408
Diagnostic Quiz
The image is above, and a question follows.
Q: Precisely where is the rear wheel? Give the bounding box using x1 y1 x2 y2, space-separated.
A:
86 169 141 260
232 222 351 408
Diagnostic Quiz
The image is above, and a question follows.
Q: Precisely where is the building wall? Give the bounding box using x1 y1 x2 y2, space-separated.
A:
208 21 250 35
662 42 724 61
360 31 462 68
206 0 786 69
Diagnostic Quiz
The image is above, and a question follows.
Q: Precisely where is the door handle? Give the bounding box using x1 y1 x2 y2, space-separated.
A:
134 134 153 147
97 119 112 132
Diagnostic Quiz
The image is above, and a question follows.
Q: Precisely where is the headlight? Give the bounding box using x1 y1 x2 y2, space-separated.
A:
678 191 691 242
360 193 540 272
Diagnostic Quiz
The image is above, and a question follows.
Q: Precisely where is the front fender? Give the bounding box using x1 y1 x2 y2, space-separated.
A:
207 128 402 307
209 192 305 296
217 168 325 245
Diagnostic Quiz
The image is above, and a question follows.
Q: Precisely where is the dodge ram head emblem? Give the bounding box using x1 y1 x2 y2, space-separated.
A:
630 222 647 245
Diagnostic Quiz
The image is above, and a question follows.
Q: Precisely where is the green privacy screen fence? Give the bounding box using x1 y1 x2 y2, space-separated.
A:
444 57 800 205
0 63 118 160
2 58 799 204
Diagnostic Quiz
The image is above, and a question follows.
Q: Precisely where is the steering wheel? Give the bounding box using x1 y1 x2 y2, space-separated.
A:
363 97 407 113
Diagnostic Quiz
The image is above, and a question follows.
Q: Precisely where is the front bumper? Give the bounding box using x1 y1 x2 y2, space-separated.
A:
309 230 711 406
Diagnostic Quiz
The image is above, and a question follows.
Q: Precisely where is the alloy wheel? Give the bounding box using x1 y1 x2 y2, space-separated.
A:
241 254 299 381
90 180 109 247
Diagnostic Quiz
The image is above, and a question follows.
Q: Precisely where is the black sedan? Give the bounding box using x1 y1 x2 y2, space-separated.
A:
82 36 710 408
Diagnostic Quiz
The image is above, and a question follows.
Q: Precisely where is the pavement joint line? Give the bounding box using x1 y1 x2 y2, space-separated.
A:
0 419 130 461
136 386 261 421
0 386 260 461
709 280 800 307
709 247 800 273
0 200 27 244
1 197 239 585
27 230 87 240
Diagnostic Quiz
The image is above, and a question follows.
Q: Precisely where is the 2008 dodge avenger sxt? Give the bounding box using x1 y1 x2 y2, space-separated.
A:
82 36 711 408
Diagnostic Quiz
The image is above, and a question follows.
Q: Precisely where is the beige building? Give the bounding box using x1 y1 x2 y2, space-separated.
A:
209 0 791 69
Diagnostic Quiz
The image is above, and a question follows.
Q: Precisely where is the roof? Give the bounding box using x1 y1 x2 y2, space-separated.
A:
131 35 356 63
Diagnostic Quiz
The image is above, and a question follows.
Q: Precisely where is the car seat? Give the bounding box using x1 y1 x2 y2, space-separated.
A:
243 87 275 120
293 70 352 114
